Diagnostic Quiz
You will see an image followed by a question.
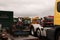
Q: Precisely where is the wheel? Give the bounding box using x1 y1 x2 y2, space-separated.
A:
36 29 41 37
30 27 34 36
56 32 60 40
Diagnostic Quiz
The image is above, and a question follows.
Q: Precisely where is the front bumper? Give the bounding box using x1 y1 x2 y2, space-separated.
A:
12 30 30 36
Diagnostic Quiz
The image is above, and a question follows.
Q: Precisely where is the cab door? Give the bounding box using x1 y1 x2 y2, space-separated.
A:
54 0 60 25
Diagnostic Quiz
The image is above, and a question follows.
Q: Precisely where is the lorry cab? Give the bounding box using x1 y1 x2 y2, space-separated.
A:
0 11 13 33
41 16 54 27
54 0 60 25
12 17 31 36
30 16 43 37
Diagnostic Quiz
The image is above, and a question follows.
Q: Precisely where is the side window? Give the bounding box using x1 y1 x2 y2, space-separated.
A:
57 2 60 12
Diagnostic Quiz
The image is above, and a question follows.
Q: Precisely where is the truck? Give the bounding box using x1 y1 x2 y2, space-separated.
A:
30 0 60 40
0 11 13 33
12 17 31 36
30 16 43 37
0 10 13 40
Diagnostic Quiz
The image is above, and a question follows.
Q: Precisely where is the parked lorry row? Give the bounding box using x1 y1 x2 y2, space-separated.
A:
0 11 31 37
0 0 60 40
0 11 54 37
0 10 59 40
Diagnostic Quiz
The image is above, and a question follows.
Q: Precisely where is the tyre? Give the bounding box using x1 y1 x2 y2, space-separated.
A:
56 32 60 40
30 27 34 36
36 28 41 37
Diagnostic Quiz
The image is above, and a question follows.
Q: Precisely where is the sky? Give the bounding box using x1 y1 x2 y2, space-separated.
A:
0 0 55 18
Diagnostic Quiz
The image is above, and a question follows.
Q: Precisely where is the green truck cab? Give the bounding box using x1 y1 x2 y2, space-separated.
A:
0 11 13 33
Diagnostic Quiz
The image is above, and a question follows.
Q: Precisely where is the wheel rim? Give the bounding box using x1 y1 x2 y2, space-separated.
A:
58 36 60 40
37 29 40 37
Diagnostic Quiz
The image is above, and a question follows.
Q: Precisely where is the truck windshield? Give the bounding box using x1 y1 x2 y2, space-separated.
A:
57 2 60 12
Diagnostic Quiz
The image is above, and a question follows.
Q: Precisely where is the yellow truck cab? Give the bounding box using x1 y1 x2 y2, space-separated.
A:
53 0 60 40
54 0 60 25
31 16 40 24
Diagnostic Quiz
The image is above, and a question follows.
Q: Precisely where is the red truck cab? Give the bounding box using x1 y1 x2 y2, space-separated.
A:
40 16 54 27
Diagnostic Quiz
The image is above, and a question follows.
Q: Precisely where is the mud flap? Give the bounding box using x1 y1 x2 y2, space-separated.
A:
46 29 55 40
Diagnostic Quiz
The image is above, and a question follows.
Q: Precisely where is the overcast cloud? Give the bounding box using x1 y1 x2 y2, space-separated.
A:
0 0 55 17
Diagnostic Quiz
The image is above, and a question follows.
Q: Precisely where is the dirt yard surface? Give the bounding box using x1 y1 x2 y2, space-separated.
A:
13 35 39 40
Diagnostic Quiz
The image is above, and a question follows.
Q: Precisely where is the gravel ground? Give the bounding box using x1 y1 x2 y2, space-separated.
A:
13 35 39 40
